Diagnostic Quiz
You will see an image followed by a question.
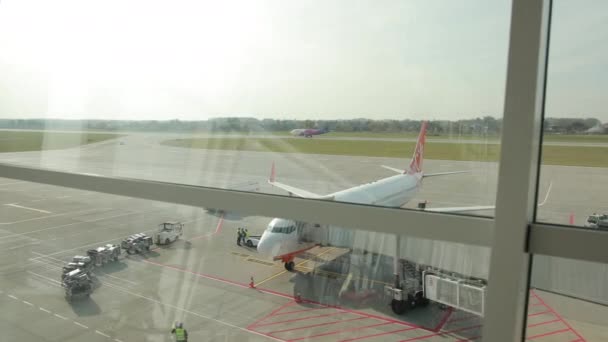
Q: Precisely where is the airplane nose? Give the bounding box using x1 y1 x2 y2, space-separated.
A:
256 232 276 260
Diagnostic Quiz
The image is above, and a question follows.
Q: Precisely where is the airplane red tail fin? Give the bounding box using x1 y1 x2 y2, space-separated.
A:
408 121 427 174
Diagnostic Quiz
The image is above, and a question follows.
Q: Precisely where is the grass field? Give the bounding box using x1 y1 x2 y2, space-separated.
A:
0 131 121 153
163 137 608 167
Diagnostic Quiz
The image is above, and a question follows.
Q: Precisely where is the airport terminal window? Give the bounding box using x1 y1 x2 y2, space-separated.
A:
2 0 607 341
0 177 494 341
536 0 608 228
0 0 511 218
527 255 607 341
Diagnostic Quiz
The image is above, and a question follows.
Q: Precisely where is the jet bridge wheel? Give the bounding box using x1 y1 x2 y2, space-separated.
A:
391 299 408 315
284 261 295 272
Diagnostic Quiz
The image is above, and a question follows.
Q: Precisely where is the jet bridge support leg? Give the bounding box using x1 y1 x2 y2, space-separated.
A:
393 234 400 288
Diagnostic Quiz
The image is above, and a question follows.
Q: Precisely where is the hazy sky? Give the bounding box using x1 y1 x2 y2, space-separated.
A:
0 0 606 121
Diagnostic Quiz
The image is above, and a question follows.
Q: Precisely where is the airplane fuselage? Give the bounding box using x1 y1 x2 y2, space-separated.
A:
257 172 422 262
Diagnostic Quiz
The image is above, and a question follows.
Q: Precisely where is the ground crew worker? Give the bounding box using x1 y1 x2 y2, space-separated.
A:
171 322 188 341
244 228 249 243
237 228 242 246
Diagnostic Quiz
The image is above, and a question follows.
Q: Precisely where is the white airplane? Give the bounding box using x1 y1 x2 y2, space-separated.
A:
257 122 549 271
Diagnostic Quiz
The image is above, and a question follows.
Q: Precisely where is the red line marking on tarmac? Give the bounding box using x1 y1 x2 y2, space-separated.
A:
248 302 296 329
527 318 561 328
432 307 453 332
529 302 545 307
398 325 482 342
287 321 392 341
527 328 571 340
338 326 418 342
528 310 552 317
190 215 224 241
254 312 346 328
269 316 369 336
530 290 586 341
289 301 417 329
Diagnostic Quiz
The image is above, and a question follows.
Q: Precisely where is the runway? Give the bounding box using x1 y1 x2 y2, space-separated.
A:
0 132 606 341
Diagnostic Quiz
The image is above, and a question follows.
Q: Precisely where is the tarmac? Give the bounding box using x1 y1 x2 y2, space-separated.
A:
0 132 606 341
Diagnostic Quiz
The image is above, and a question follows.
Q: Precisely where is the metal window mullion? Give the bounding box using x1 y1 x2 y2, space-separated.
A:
528 223 608 263
0 162 493 246
482 0 551 341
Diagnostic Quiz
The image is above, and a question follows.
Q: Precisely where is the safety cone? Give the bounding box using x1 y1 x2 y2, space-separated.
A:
249 276 255 288
294 292 302 303
569 213 575 225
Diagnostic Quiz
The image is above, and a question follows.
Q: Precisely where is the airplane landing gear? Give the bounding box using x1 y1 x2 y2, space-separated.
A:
284 261 295 271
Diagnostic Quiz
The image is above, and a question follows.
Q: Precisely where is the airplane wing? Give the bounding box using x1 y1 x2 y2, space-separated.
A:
381 165 403 174
268 180 328 198
268 162 334 200
422 205 496 213
381 165 469 177
424 171 469 178
421 182 552 213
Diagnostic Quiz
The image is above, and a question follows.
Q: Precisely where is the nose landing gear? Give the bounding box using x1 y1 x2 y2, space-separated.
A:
284 261 295 271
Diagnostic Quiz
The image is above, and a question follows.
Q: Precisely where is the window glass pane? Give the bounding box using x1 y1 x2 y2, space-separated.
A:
0 0 510 217
537 0 608 226
527 255 607 341
0 177 489 341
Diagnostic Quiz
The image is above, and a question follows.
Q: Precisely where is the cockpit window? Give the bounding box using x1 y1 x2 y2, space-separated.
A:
271 225 296 234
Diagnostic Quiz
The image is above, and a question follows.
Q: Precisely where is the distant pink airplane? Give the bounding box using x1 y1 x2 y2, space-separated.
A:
290 128 330 137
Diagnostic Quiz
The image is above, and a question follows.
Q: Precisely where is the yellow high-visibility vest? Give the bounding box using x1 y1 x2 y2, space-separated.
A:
175 328 186 341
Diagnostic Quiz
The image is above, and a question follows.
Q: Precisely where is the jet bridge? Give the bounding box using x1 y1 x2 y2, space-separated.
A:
300 224 489 315
309 224 490 280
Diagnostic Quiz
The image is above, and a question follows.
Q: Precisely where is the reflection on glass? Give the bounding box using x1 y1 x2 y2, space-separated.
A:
528 255 607 341
0 178 490 341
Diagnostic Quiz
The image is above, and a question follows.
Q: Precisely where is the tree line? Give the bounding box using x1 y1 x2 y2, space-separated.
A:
0 117 601 135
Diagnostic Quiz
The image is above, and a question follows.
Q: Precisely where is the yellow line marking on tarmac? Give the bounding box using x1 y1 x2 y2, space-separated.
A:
5 203 52 214
255 247 335 287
